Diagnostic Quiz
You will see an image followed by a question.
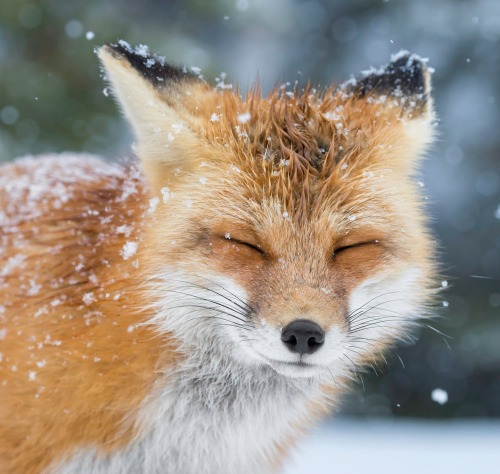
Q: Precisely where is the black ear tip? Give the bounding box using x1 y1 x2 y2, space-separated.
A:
389 51 426 70
103 40 200 87
348 50 431 100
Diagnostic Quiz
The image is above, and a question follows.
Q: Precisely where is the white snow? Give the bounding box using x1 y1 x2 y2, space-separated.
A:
115 225 132 237
431 388 449 405
161 187 173 203
282 419 500 474
85 31 95 40
121 241 138 260
82 292 96 306
237 112 251 124
147 197 159 214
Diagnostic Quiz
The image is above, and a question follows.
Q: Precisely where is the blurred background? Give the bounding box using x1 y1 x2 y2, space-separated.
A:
1 0 499 466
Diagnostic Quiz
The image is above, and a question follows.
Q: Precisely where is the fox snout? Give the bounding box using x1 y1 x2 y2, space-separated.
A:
281 319 325 355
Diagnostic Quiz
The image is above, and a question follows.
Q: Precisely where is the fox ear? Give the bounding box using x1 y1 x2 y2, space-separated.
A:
98 41 212 191
348 51 432 115
343 51 435 163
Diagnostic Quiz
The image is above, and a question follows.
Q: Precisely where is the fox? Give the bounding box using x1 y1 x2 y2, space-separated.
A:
0 41 437 474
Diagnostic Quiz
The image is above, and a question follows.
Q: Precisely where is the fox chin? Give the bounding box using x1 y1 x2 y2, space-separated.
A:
0 41 438 474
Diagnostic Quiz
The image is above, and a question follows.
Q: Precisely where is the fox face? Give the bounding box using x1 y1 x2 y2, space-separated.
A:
100 42 436 380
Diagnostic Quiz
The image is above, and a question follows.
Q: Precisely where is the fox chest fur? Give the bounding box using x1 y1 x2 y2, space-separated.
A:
0 42 437 474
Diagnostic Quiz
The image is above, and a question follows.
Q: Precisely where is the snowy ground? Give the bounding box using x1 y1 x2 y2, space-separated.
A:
282 418 500 474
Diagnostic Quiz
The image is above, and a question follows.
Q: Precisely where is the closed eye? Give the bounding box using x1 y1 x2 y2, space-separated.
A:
333 241 379 257
222 236 265 255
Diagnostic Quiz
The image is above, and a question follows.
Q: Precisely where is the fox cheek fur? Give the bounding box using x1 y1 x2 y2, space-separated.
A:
0 41 437 474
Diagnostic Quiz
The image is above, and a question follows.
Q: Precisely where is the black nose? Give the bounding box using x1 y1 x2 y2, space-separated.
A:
281 319 325 355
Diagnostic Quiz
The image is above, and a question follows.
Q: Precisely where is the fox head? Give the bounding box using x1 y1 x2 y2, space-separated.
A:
99 42 436 379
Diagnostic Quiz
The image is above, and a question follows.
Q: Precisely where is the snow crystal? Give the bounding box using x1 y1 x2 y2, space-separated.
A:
442 301 449 307
171 123 184 134
134 44 149 57
34 306 48 318
1 254 26 276
82 292 96 305
51 297 64 307
121 241 138 260
27 279 41 296
36 360 46 368
127 325 135 333
340 163 348 171
190 66 203 78
0 328 6 340
147 197 160 214
225 232 231 240
237 112 251 124
115 225 132 237
210 113 220 122
321 287 332 295
348 214 357 222
441 280 448 288
431 388 448 405
86 31 95 40
103 87 109 97
199 177 208 185
215 73 233 90
323 111 340 121
161 187 173 203
29 371 37 381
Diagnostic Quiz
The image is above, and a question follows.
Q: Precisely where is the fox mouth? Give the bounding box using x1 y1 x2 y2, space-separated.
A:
255 353 324 377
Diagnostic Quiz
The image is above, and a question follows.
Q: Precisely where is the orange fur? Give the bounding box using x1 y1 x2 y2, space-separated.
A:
0 45 437 473
0 156 179 473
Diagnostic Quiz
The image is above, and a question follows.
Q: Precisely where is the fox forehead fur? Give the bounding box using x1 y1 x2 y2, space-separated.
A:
0 41 437 474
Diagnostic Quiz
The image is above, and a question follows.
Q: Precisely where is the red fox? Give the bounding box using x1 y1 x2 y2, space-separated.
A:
0 42 437 473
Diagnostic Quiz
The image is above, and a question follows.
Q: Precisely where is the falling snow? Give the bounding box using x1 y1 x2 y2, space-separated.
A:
431 388 449 405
